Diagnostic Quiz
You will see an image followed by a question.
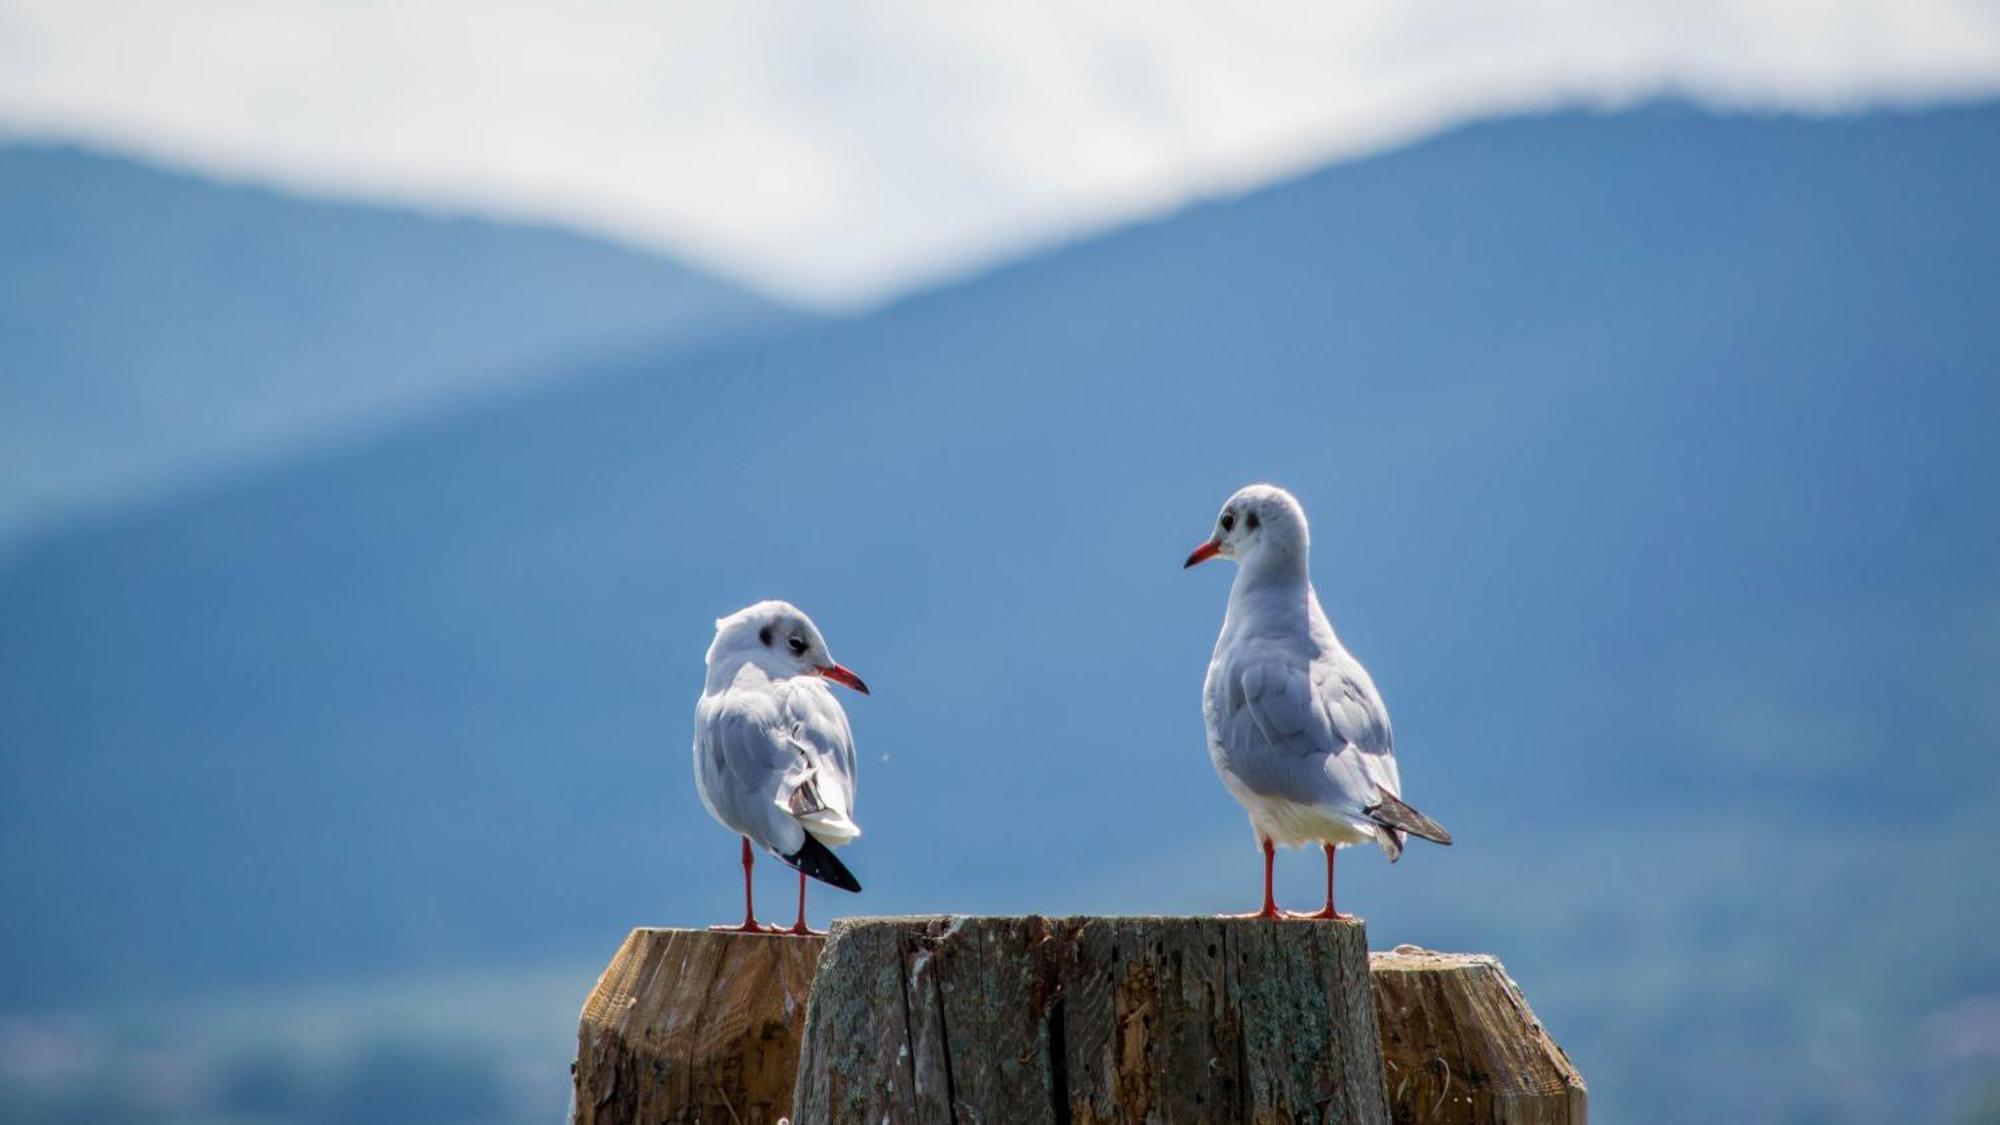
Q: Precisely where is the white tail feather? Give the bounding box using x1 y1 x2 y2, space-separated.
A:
800 808 861 845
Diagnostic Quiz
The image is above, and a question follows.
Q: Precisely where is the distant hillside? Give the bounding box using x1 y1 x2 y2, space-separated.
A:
2 104 1996 1123
0 144 798 538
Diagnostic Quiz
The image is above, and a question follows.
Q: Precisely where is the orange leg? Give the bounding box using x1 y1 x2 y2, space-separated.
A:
1221 837 1282 919
786 869 824 936
710 837 775 933
1299 843 1351 920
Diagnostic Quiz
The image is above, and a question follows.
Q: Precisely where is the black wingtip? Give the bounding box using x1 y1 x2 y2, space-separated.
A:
783 834 862 893
1366 791 1453 847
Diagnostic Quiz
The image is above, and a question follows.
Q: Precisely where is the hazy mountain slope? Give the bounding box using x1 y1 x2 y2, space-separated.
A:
2 104 1996 1122
0 144 797 538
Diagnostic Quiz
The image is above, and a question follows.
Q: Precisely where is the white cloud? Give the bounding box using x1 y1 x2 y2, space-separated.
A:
2 0 1996 305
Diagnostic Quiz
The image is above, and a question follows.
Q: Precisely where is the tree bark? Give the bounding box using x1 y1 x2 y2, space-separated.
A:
790 915 1391 1125
1369 948 1587 1125
572 927 825 1125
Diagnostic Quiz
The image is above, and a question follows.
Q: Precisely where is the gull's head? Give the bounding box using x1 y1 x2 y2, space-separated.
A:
706 599 869 694
1183 484 1310 571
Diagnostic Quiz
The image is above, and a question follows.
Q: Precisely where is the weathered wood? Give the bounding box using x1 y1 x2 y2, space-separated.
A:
791 915 1391 1125
570 925 1589 1125
1369 948 1587 1125
571 927 824 1125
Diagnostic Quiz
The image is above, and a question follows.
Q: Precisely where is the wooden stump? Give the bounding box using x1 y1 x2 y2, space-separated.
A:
569 924 1589 1125
572 927 825 1125
1369 948 1587 1125
790 915 1391 1125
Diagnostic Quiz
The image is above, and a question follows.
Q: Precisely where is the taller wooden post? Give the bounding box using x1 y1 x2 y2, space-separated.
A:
791 915 1390 1124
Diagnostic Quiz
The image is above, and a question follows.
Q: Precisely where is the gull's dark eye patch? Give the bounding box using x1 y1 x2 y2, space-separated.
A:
787 635 809 656
758 626 773 646
1220 512 1235 533
1245 511 1260 530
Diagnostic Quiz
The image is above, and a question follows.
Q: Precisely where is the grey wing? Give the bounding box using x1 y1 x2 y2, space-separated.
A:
776 680 861 843
1217 648 1395 813
693 696 809 856
1312 651 1401 799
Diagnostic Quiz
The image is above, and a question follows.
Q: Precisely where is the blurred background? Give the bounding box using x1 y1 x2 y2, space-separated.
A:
2 3 1998 1122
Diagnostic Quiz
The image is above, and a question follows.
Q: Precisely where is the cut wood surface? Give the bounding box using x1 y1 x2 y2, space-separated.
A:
1370 947 1587 1125
790 915 1391 1125
572 927 824 1125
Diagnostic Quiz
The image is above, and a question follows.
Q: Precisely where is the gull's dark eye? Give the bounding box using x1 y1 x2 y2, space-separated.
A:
787 636 809 656
1219 512 1235 533
758 626 773 646
1245 511 1260 531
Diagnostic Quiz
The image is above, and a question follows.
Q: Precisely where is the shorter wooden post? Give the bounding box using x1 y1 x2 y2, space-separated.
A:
1369 947 1587 1125
572 927 824 1125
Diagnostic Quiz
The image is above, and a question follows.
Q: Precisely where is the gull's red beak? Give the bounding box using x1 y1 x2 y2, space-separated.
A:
1183 540 1222 569
814 663 870 695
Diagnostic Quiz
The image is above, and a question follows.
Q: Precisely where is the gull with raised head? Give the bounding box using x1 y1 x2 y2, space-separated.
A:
693 600 866 934
1184 484 1451 919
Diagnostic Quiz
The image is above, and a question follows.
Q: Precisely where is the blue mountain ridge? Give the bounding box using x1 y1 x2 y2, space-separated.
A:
0 143 800 538
2 103 1996 1122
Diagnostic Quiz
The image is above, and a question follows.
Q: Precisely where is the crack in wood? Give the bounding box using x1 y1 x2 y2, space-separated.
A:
1045 993 1071 1125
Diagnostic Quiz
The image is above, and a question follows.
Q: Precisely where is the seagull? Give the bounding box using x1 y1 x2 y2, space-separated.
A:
1184 484 1450 920
693 600 866 935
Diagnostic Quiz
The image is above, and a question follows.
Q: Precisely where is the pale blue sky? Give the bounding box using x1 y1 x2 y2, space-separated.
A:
3 0 1997 304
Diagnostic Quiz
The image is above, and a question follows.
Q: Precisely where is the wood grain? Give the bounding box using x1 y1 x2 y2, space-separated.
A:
571 927 825 1124
792 915 1391 1125
1369 948 1587 1125
570 925 1587 1125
